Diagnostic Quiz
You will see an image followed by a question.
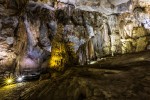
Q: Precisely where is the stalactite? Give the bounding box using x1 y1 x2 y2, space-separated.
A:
14 19 27 75
93 30 103 57
39 22 51 47
24 15 37 51
108 14 118 34
85 23 95 39
101 18 111 55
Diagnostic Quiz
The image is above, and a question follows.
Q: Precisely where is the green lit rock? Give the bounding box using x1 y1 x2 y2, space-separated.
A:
136 37 148 52
132 27 147 38
103 46 111 55
110 33 121 56
121 39 134 54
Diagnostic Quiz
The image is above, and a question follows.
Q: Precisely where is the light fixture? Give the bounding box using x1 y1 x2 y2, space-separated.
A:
5 76 14 85
90 61 96 64
16 76 24 82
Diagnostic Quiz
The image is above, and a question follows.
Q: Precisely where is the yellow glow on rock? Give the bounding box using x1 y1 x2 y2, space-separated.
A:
49 42 67 71
49 33 69 71
49 24 77 71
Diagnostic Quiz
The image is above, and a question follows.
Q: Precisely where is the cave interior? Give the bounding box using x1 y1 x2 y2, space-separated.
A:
0 0 150 100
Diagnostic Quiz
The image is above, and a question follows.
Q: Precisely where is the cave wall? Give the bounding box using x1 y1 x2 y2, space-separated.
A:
0 16 17 75
0 0 55 75
55 1 150 65
0 0 150 74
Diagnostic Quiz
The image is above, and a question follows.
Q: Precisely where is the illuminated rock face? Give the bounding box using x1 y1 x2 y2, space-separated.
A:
0 0 150 72
50 41 67 71
49 25 68 71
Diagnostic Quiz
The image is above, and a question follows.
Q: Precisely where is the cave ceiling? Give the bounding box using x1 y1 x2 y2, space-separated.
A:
58 0 150 15
57 0 131 15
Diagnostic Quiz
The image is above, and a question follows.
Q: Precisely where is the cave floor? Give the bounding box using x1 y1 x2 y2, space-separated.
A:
0 51 150 100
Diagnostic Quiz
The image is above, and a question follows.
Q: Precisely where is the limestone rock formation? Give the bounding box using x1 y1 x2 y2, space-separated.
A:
0 0 150 73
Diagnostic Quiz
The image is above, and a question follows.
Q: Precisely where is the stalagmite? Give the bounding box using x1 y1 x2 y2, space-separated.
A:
102 18 111 55
88 39 95 60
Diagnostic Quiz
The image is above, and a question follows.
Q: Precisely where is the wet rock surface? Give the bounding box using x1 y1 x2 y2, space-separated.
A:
0 51 150 100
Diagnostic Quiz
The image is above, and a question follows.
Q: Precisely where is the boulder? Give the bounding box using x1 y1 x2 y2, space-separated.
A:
132 27 147 38
136 37 148 52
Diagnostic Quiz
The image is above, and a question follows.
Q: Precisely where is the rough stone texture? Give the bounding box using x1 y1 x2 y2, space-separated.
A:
0 0 150 67
0 1 150 99
0 16 18 74
136 37 148 52
0 51 150 100
0 0 150 71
